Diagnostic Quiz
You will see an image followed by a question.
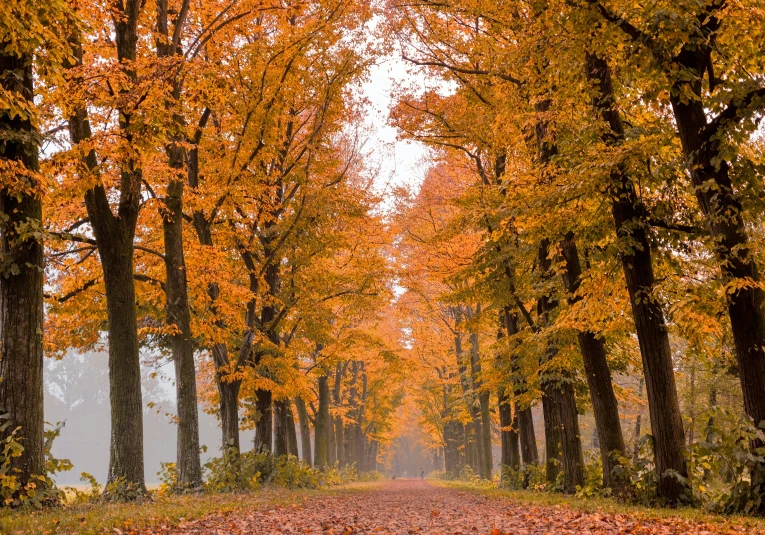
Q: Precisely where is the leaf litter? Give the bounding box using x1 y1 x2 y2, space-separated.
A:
150 480 756 534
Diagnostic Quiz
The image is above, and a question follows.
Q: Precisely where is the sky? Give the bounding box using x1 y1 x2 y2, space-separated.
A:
359 53 431 203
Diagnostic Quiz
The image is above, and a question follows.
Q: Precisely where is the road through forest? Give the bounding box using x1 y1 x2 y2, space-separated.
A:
158 480 754 535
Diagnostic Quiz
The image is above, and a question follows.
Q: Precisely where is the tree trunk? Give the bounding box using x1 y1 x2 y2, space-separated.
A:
499 391 520 473
368 440 378 471
0 47 45 494
273 398 289 456
454 321 484 475
155 0 202 490
295 397 312 464
253 389 273 453
188 142 242 456
217 370 241 453
560 233 625 490
332 363 345 465
67 6 147 493
355 423 364 471
536 237 584 492
444 419 460 474
503 311 539 469
668 46 765 447
541 382 562 484
633 378 644 463
286 400 299 457
101 237 145 490
162 161 201 488
469 325 492 478
586 52 687 502
517 404 539 466
314 374 330 467
557 378 585 493
334 416 344 466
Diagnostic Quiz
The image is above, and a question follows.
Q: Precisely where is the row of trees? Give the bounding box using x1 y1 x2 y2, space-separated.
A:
1 0 405 500
388 0 765 507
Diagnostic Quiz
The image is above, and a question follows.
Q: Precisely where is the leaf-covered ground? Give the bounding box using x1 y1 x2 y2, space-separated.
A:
153 480 758 534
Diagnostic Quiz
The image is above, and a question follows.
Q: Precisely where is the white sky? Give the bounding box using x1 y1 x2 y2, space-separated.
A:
359 54 431 204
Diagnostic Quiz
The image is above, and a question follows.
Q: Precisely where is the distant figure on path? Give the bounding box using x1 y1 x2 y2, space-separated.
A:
420 468 424 480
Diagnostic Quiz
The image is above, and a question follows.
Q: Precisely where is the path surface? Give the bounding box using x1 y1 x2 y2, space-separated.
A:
164 480 750 534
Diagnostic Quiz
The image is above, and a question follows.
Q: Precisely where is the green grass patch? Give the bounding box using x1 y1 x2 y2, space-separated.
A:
433 480 765 532
0 484 373 535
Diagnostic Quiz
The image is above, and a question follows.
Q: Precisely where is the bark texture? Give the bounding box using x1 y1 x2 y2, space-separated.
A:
295 397 312 464
560 233 625 489
314 374 330 467
155 0 202 488
67 3 147 490
585 52 687 502
0 46 45 492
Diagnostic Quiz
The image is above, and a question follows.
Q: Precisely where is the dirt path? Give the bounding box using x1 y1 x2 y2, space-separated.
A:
163 480 752 534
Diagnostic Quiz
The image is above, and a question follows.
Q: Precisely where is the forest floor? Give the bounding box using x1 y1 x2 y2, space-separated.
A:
4 479 765 535
150 479 763 534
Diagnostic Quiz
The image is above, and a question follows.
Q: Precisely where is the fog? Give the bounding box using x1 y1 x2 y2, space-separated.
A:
44 350 253 486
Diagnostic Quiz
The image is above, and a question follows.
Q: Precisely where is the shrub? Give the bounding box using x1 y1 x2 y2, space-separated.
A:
157 462 178 495
0 414 71 508
271 456 320 489
457 464 480 483
103 476 148 503
203 447 265 492
610 436 660 506
64 472 103 504
321 462 358 486
575 452 609 498
687 407 765 514
358 470 385 482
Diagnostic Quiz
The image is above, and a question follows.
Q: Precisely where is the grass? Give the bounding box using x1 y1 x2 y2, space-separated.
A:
0 484 373 535
433 480 765 532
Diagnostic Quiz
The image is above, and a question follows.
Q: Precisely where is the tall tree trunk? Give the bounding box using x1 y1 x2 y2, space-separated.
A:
633 378 644 463
253 389 273 453
557 377 585 493
328 413 338 465
541 382 562 483
503 311 539 469
295 397 312 464
314 374 330 467
499 390 520 474
100 199 144 492
332 363 346 466
218 370 241 453
517 404 539 466
67 4 147 493
560 233 625 490
0 47 45 493
286 400 299 457
334 416 344 466
532 100 585 492
368 440 378 471
155 0 201 491
163 181 201 487
667 44 765 447
444 420 460 474
273 398 289 456
453 320 484 474
188 132 240 455
536 237 584 492
586 52 687 502
469 324 492 478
